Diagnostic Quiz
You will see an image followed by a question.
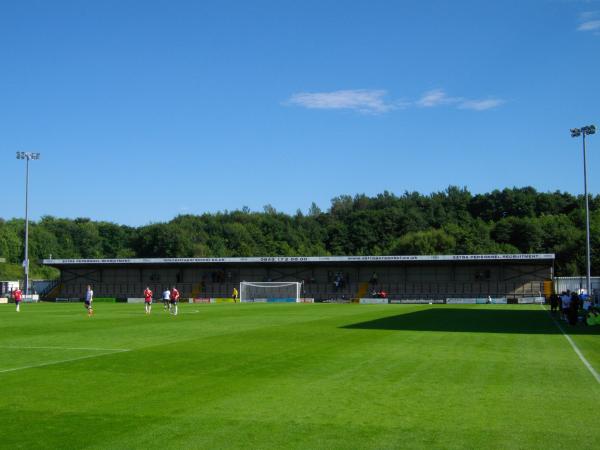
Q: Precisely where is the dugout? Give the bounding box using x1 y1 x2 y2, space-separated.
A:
42 254 554 302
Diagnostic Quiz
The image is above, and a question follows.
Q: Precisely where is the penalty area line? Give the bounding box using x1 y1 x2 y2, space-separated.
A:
541 305 600 384
0 349 131 374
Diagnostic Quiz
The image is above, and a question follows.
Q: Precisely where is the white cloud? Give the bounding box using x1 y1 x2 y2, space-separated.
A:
287 88 504 114
416 89 504 111
416 89 461 107
287 89 393 114
577 10 600 31
458 98 505 111
578 19 600 30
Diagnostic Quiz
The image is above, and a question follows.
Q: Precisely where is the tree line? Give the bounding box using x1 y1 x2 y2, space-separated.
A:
1 186 599 279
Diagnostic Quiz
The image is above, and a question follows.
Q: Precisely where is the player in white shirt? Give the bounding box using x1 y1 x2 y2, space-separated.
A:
85 285 94 317
162 288 171 312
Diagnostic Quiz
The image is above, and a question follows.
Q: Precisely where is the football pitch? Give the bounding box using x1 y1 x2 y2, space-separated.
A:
1 303 600 449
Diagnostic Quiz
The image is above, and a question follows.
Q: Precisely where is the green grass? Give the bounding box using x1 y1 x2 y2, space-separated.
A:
1 303 600 449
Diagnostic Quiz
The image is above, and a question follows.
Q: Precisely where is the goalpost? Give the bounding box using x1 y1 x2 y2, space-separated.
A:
239 281 301 303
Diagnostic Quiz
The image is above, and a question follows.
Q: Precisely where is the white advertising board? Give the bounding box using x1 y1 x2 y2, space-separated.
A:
390 299 444 304
43 253 555 265
446 298 478 304
518 297 545 304
359 298 389 304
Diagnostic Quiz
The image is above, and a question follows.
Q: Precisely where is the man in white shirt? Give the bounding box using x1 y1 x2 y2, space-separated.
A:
162 288 171 312
85 285 94 317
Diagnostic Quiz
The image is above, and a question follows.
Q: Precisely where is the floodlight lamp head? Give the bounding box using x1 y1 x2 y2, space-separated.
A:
585 125 596 135
571 128 581 138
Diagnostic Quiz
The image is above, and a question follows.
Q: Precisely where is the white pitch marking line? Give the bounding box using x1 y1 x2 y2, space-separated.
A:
542 305 600 384
0 346 130 352
0 349 131 374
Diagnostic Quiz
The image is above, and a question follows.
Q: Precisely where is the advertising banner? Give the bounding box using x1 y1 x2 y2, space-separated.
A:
390 299 444 304
266 298 296 303
446 298 478 304
359 298 389 304
518 297 545 304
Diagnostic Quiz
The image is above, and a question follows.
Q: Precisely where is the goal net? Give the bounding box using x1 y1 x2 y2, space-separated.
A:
239 281 301 303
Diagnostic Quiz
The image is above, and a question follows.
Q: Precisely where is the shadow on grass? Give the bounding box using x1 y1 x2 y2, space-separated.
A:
342 308 600 335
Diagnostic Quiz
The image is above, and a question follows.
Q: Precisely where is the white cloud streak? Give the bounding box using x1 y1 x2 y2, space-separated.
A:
416 89 461 107
416 89 504 111
287 88 504 113
287 89 394 114
578 19 600 30
458 98 505 111
577 10 600 32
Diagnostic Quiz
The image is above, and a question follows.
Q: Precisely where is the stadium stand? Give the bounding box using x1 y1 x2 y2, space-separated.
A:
42 254 553 302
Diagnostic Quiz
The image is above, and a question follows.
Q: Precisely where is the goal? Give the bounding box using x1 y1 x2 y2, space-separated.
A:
239 281 301 303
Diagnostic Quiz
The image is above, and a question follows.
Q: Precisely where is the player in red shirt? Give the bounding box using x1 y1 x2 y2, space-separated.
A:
170 286 180 316
144 286 153 315
13 288 22 312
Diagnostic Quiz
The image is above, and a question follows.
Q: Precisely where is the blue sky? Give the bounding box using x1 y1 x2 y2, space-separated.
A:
2 0 600 225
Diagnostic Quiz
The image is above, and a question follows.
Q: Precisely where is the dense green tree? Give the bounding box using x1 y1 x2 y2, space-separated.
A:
2 186 598 277
388 229 457 255
134 223 193 257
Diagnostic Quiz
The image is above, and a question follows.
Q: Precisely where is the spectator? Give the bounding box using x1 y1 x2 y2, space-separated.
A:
334 272 344 289
560 291 571 321
568 291 579 326
550 293 559 313
370 272 378 286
